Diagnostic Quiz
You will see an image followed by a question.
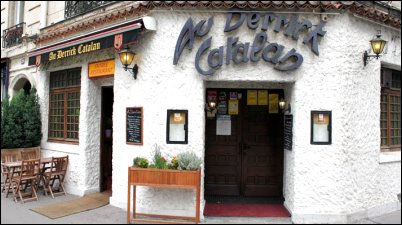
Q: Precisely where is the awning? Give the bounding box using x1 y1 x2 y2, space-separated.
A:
28 17 156 66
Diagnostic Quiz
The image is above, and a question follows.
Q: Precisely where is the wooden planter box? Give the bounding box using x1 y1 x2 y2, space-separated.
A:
127 167 201 224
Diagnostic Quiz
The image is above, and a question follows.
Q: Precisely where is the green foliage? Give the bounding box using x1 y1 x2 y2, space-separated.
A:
133 157 149 168
22 88 42 147
149 144 168 169
1 88 42 149
168 156 179 170
177 151 202 171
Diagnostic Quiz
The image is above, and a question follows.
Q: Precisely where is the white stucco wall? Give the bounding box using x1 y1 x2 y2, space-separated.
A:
10 7 400 224
36 50 115 196
108 11 400 223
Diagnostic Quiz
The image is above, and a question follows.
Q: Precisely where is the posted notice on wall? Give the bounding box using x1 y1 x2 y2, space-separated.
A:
258 90 268 105
247 90 258 105
216 115 231 136
228 99 239 115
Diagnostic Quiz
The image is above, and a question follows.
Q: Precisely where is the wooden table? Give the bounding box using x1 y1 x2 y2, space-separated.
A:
2 157 52 198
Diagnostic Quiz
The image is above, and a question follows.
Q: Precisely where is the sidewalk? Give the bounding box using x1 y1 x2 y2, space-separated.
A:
1 193 126 224
1 192 401 224
355 210 401 224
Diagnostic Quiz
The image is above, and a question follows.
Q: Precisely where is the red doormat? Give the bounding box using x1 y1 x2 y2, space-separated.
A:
204 203 291 217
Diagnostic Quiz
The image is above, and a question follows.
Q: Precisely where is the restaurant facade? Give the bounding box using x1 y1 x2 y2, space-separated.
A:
1 1 401 224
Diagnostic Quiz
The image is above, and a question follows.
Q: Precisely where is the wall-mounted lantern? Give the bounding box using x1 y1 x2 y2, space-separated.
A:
363 31 387 67
279 98 291 114
206 100 217 113
118 46 139 79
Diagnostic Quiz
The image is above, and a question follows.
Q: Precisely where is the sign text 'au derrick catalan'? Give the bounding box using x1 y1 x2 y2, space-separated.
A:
173 12 327 75
28 29 140 66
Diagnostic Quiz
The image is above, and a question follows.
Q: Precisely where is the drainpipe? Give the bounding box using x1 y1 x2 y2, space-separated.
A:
40 1 48 29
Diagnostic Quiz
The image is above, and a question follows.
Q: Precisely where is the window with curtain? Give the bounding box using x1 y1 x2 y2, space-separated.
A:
380 67 401 151
48 68 81 143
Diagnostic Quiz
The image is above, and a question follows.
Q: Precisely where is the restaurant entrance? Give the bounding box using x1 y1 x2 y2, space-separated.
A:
205 88 284 197
100 87 113 193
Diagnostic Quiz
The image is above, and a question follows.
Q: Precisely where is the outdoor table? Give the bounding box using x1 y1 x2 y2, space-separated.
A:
2 157 52 198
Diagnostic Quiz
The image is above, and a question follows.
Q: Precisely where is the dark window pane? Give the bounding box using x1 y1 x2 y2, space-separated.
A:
49 68 81 141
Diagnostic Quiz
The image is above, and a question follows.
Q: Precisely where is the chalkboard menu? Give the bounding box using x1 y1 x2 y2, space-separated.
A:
284 115 293 151
126 107 143 145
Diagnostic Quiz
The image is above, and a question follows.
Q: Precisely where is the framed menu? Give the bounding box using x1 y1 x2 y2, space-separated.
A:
126 107 143 145
311 111 332 145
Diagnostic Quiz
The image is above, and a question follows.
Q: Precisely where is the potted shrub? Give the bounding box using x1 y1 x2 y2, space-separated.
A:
1 88 42 161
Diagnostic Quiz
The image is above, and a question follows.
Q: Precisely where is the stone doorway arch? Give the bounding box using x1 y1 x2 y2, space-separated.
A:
10 74 32 97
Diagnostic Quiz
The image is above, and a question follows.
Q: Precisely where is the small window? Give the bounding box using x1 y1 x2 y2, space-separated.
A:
381 67 401 151
166 110 188 144
311 111 332 145
48 68 81 143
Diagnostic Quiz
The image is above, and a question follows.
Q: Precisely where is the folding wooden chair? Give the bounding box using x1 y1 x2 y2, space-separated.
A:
11 159 41 203
1 152 19 193
43 155 68 198
21 150 38 160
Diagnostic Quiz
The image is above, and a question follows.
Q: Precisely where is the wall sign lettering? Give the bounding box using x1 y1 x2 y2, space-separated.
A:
174 12 326 75
284 115 293 151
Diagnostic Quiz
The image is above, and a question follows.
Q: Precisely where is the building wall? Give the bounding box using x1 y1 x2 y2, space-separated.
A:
44 1 131 42
2 1 400 223
24 1 41 36
107 10 400 223
1 2 9 57
2 1 43 98
46 1 64 26
37 50 116 195
288 13 401 223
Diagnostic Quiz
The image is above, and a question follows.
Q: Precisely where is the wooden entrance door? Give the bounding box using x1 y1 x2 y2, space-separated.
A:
205 89 283 197
100 87 113 193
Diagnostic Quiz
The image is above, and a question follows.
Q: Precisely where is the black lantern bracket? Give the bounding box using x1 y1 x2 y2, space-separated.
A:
124 64 139 80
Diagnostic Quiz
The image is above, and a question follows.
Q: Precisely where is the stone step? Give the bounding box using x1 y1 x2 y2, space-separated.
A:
202 216 292 224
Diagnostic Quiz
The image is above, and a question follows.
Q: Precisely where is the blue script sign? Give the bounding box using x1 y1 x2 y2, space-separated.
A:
173 12 327 75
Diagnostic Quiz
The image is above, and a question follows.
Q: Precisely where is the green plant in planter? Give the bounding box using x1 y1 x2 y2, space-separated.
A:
168 156 179 170
133 157 149 168
149 144 168 169
177 151 202 171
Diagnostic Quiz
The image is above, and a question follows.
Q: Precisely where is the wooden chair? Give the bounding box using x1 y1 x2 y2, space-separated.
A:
11 159 41 203
1 152 19 193
21 150 38 160
43 155 68 198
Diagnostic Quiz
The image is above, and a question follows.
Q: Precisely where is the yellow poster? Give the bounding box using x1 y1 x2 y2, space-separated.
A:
269 94 279 113
258 90 268 105
228 100 239 115
247 90 257 105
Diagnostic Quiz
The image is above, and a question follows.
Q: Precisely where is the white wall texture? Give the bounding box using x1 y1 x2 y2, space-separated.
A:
6 8 400 224
111 11 401 223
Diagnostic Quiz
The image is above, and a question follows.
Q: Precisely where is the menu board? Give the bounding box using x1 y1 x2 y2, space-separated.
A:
126 107 143 145
284 115 293 151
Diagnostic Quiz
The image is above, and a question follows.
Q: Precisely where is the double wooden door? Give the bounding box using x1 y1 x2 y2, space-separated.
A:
205 89 284 197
